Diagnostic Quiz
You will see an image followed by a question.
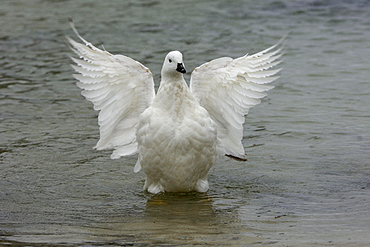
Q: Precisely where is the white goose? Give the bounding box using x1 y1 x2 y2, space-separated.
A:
67 21 283 194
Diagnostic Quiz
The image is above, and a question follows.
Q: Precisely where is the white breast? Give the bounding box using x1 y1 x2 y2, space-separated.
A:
135 80 219 193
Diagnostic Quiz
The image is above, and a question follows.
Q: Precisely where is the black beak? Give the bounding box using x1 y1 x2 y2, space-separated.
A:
176 63 186 74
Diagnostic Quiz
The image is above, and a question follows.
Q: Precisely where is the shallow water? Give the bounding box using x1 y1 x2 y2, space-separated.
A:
1 0 370 246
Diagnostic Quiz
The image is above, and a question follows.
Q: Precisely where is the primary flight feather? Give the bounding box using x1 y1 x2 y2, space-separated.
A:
67 21 283 193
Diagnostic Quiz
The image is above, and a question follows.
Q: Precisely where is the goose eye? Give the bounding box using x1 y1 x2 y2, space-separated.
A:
169 59 172 63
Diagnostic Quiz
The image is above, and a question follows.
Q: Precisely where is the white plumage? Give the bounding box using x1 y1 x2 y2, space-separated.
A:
67 21 283 193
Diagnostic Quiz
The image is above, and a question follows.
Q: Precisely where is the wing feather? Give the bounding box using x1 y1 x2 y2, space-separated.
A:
67 21 155 159
190 40 283 159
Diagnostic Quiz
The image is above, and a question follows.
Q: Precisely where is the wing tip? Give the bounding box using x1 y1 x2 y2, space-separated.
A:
67 18 99 52
134 160 141 173
250 34 287 59
225 154 247 162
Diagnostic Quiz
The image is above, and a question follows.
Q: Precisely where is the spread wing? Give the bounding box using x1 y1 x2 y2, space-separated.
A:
190 41 283 159
67 21 155 159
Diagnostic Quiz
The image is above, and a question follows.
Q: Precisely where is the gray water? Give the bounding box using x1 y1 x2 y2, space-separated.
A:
1 0 370 246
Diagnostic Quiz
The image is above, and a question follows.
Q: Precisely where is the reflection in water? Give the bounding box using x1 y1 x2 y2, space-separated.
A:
146 193 214 220
145 193 218 238
85 193 261 245
144 193 219 244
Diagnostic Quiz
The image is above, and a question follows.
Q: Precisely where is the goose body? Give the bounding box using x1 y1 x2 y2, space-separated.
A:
137 62 219 193
67 21 283 193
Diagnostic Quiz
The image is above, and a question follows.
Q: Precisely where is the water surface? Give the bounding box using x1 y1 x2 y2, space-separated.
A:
1 0 369 246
